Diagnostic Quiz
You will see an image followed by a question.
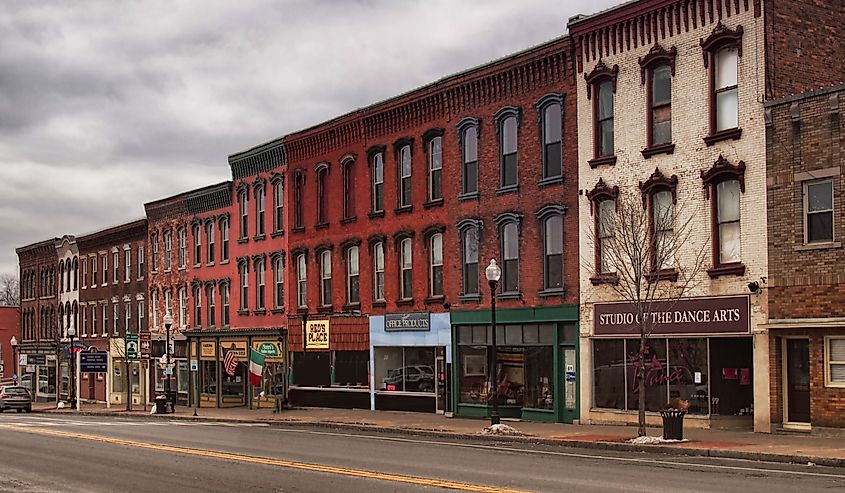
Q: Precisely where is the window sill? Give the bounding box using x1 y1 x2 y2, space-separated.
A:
423 198 444 209
497 291 521 300
220 259 229 265
394 206 413 215
647 269 678 283
237 309 250 316
206 262 215 268
703 128 742 146
539 288 565 298
291 227 305 234
793 241 842 252
253 308 266 316
424 295 445 305
296 307 309 315
538 176 564 187
317 305 333 314
707 263 746 278
237 238 249 245
590 273 619 285
178 266 187 272
459 294 481 303
271 230 285 238
253 234 266 242
458 191 479 202
270 307 285 315
368 211 385 220
341 303 361 312
641 143 675 159
372 301 387 308
588 155 617 168
496 184 519 196
340 216 357 225
395 299 414 307
315 223 329 230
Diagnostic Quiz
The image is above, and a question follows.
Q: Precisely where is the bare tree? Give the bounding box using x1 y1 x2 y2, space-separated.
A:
0 274 19 306
585 183 708 437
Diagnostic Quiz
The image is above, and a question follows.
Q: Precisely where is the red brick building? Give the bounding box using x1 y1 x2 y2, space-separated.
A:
765 84 845 430
15 239 59 402
77 220 147 407
0 306 20 381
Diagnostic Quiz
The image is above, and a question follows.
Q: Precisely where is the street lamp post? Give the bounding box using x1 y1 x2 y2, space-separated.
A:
163 313 173 413
67 326 76 408
485 259 502 426
9 336 18 382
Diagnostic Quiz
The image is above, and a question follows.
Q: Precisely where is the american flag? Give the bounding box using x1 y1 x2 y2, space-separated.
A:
223 349 238 376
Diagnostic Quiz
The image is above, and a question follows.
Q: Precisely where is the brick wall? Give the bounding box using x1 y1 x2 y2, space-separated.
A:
765 0 845 99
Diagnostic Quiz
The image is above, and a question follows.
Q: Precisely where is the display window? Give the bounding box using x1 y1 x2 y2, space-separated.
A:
374 347 436 393
201 360 217 395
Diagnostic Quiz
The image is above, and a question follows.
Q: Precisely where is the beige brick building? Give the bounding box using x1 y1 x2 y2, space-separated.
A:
570 2 771 431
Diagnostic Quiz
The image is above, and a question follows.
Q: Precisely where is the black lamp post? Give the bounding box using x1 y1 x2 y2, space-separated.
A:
9 336 18 382
163 313 173 413
485 259 502 426
67 326 76 409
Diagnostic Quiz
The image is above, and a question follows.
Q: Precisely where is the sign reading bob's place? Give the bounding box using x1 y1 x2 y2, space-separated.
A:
305 320 330 350
594 296 750 336
384 312 430 332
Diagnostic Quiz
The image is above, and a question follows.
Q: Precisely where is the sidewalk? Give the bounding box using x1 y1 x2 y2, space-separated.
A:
32 402 845 467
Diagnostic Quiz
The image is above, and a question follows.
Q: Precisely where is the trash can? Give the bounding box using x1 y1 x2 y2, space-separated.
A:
660 410 686 440
155 395 168 414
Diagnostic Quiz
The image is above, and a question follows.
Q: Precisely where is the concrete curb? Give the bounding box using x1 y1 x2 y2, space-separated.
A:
33 408 845 468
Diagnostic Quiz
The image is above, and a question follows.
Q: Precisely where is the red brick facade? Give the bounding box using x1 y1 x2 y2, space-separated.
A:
0 306 20 380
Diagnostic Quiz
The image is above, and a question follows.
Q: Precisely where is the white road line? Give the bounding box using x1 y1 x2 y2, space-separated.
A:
274 428 845 480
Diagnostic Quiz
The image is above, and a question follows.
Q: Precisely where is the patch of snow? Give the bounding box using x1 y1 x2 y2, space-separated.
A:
629 435 689 444
480 424 527 436
57 401 65 409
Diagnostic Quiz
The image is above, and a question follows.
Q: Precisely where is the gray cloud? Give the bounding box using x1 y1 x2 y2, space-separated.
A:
0 0 617 275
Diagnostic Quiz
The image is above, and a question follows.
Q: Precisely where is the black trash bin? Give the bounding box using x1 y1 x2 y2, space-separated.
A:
660 410 686 440
155 395 168 414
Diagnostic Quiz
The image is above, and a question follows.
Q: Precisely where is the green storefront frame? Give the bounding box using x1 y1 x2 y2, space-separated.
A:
451 305 579 424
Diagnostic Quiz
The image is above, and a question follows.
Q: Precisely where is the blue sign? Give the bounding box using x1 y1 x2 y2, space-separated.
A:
80 352 108 373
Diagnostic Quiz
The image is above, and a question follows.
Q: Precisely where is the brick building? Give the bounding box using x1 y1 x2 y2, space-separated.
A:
0 306 20 381
76 220 147 407
15 239 59 402
571 0 845 433
765 84 845 431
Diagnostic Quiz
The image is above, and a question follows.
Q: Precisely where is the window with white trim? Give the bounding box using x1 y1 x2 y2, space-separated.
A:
163 231 172 271
274 256 284 309
138 245 145 279
193 285 202 327
101 253 108 285
221 284 230 326
398 145 412 208
179 287 187 328
346 246 359 305
138 300 145 331
296 254 307 308
373 242 385 302
256 185 265 236
125 302 132 333
428 137 442 202
151 234 159 272
178 228 187 268
239 189 249 239
372 152 384 213
151 291 159 330
207 285 216 327
112 251 119 283
239 263 249 311
206 221 215 263
400 238 412 300
220 219 229 262
320 251 332 307
826 337 845 387
429 233 443 297
193 224 201 265
804 179 834 244
256 260 265 310
125 248 131 282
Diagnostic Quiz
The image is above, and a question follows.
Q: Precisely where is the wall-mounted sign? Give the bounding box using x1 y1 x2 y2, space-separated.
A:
593 296 750 336
385 312 430 332
219 340 247 360
305 320 330 350
200 341 216 360
252 340 284 363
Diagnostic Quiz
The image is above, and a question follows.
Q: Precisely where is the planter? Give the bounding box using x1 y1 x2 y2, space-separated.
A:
659 409 686 440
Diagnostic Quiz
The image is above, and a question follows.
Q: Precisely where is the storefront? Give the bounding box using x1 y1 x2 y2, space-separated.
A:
80 340 109 403
288 315 370 409
109 338 144 407
19 346 57 403
369 312 451 413
451 306 579 424
585 295 755 429
187 328 288 409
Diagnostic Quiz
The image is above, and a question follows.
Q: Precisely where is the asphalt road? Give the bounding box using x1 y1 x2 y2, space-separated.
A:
0 414 844 493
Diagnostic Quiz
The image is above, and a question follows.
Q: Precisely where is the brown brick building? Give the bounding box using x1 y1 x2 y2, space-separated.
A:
765 84 845 430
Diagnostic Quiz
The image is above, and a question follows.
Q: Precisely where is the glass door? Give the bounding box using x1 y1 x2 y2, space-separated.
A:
562 347 577 423
785 339 810 423
435 347 447 414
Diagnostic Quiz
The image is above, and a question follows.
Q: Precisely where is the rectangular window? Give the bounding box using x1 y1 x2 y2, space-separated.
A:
428 137 442 201
462 228 479 296
138 245 145 279
256 261 265 310
542 103 562 178
597 81 614 157
716 180 742 263
240 264 249 311
81 306 88 337
240 191 249 239
652 190 674 271
430 234 443 297
138 300 145 331
317 169 328 224
179 288 187 328
372 153 384 212
125 302 132 333
714 46 738 132
82 259 88 288
274 257 284 308
399 145 412 208
102 304 108 336
598 200 616 274
101 254 108 285
91 256 97 287
206 222 215 263
501 222 519 293
320 252 331 306
221 285 230 326
124 249 131 282
151 235 159 272
273 182 284 232
544 215 563 289
163 231 172 271
826 337 845 387
294 173 304 229
193 224 201 265
91 305 97 338
347 247 360 304
500 116 518 187
373 243 385 302
343 162 356 219
297 254 307 308
112 251 119 283
178 228 187 268
221 220 229 262
207 285 216 327
151 292 159 330
193 286 202 327
805 180 834 243
256 186 265 236
462 126 478 194
374 347 435 393
400 239 412 300
650 66 672 146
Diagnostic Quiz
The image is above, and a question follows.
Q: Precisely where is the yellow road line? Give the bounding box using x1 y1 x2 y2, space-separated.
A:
0 424 529 493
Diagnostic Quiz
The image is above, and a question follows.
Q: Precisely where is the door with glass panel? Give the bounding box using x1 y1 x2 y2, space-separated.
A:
784 339 810 424
435 347 447 414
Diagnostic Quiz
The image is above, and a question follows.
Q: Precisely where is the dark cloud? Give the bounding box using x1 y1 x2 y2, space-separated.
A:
0 0 617 275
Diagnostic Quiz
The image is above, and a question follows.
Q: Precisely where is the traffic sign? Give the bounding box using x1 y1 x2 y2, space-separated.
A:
140 331 151 359
125 333 140 361
80 351 108 373
190 360 198 371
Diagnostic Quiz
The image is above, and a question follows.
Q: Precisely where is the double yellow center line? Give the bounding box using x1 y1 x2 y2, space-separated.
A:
0 424 529 493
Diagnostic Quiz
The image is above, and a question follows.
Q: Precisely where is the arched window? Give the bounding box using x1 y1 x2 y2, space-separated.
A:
429 233 443 297
320 250 332 306
316 165 329 226
296 254 307 308
272 175 284 233
399 238 413 300
255 184 266 237
206 284 216 327
151 233 159 272
273 255 285 309
163 230 172 271
346 246 359 305
457 118 479 197
423 130 443 203
494 214 522 294
192 223 202 265
536 206 565 291
178 227 187 268
495 107 520 190
220 218 230 262
255 258 266 310
239 188 249 239
369 148 385 214
221 283 230 327
342 157 356 220
396 141 412 209
206 221 215 263
293 170 305 230
193 285 202 327
458 221 480 297
535 94 564 180
372 242 385 302
640 168 679 279
239 261 249 311
179 287 187 328
59 261 65 293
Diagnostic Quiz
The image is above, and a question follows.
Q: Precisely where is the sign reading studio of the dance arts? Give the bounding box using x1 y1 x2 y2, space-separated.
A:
593 296 750 336
385 312 430 332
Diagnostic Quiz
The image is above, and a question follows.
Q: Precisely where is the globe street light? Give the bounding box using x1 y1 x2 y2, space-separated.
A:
163 313 173 413
67 326 77 409
9 336 18 381
485 259 502 426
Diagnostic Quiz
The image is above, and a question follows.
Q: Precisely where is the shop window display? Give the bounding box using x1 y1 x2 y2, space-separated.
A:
333 350 369 387
374 347 436 393
201 360 217 395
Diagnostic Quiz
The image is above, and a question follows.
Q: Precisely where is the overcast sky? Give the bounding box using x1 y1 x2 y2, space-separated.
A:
0 0 617 276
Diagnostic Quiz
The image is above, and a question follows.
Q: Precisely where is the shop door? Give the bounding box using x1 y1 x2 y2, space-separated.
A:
435 347 447 414
785 339 810 423
562 347 577 423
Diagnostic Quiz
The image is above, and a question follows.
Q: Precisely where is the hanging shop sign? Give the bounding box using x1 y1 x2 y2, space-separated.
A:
252 340 284 363
385 312 431 332
593 296 750 336
200 341 216 360
305 320 330 350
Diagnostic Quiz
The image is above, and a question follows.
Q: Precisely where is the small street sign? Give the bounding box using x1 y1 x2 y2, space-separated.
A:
190 360 198 371
125 333 140 361
80 351 108 373
140 331 151 359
